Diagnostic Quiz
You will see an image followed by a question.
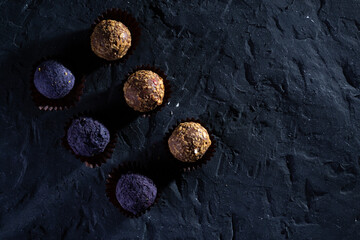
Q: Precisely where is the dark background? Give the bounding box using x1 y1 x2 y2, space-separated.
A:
0 0 360 239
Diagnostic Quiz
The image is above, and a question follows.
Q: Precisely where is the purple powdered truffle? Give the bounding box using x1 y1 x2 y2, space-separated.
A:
116 174 157 215
67 117 110 157
34 60 75 99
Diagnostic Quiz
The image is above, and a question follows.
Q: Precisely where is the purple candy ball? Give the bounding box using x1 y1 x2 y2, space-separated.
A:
34 60 75 99
67 117 110 157
116 174 157 215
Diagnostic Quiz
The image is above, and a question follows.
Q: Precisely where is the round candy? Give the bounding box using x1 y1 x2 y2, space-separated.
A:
168 122 212 162
123 70 165 112
116 174 157 215
67 117 110 157
90 19 132 61
34 60 75 99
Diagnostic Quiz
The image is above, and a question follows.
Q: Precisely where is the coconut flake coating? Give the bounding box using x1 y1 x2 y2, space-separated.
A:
34 60 75 99
116 174 157 215
67 117 110 157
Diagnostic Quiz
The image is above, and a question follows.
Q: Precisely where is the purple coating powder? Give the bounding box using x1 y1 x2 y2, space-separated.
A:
34 60 75 99
67 117 110 157
116 174 157 215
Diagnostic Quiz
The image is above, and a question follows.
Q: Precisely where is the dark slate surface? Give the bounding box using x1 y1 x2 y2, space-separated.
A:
0 0 360 239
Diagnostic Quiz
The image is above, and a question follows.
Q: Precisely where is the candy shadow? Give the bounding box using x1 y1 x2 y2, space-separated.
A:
1 28 105 115
132 140 183 192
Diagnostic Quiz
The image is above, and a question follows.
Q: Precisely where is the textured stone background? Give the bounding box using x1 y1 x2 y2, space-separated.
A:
1 0 360 239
